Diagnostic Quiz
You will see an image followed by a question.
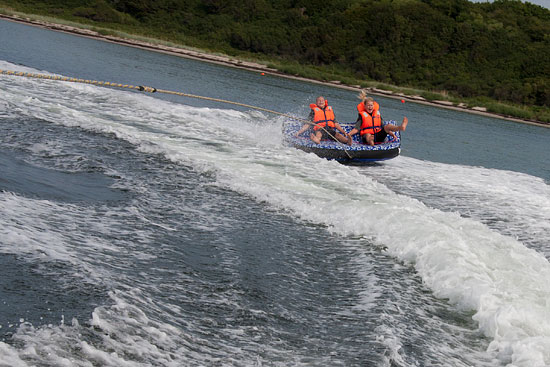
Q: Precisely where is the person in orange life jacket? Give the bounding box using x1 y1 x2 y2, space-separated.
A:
295 96 352 145
348 97 408 146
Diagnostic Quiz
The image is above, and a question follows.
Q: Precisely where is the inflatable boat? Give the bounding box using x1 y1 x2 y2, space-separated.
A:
283 121 400 163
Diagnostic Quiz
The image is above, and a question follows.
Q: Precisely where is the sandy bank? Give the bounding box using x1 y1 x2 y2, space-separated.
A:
1 13 548 128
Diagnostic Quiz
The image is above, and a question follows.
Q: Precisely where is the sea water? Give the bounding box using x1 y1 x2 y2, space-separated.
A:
1 19 550 366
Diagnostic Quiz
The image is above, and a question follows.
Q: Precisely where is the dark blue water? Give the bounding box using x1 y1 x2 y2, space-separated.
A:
1 18 550 367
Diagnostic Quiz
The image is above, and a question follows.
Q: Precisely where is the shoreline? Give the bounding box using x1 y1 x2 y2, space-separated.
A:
2 13 549 128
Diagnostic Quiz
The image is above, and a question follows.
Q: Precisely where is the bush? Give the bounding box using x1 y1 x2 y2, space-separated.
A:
73 0 135 24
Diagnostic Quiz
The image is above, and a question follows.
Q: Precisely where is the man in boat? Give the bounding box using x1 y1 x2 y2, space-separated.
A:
295 96 352 145
349 97 408 146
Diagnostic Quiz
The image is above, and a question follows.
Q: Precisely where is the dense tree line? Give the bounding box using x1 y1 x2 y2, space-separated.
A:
3 0 550 108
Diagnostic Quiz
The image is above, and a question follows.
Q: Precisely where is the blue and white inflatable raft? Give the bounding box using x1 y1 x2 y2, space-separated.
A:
283 121 401 163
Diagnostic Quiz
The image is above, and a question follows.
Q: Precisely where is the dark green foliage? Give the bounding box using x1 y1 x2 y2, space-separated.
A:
2 0 550 110
73 0 135 23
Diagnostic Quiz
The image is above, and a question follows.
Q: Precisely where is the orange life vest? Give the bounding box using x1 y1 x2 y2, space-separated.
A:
359 110 383 135
310 103 336 131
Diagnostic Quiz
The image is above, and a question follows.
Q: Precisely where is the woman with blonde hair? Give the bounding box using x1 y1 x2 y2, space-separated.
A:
349 92 408 146
357 89 380 113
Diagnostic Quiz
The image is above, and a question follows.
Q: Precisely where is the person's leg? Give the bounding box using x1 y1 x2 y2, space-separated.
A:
384 117 408 139
400 117 408 130
362 133 374 146
335 132 352 145
310 130 323 144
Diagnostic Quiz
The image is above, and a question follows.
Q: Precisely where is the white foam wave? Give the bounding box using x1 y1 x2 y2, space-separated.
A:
361 157 550 255
0 190 155 284
2 288 323 367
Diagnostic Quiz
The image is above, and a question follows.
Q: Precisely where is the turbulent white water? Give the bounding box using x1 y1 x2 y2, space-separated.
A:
1 62 550 366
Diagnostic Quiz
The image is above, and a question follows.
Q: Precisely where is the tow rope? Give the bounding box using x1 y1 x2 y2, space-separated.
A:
0 69 353 157
0 69 300 119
